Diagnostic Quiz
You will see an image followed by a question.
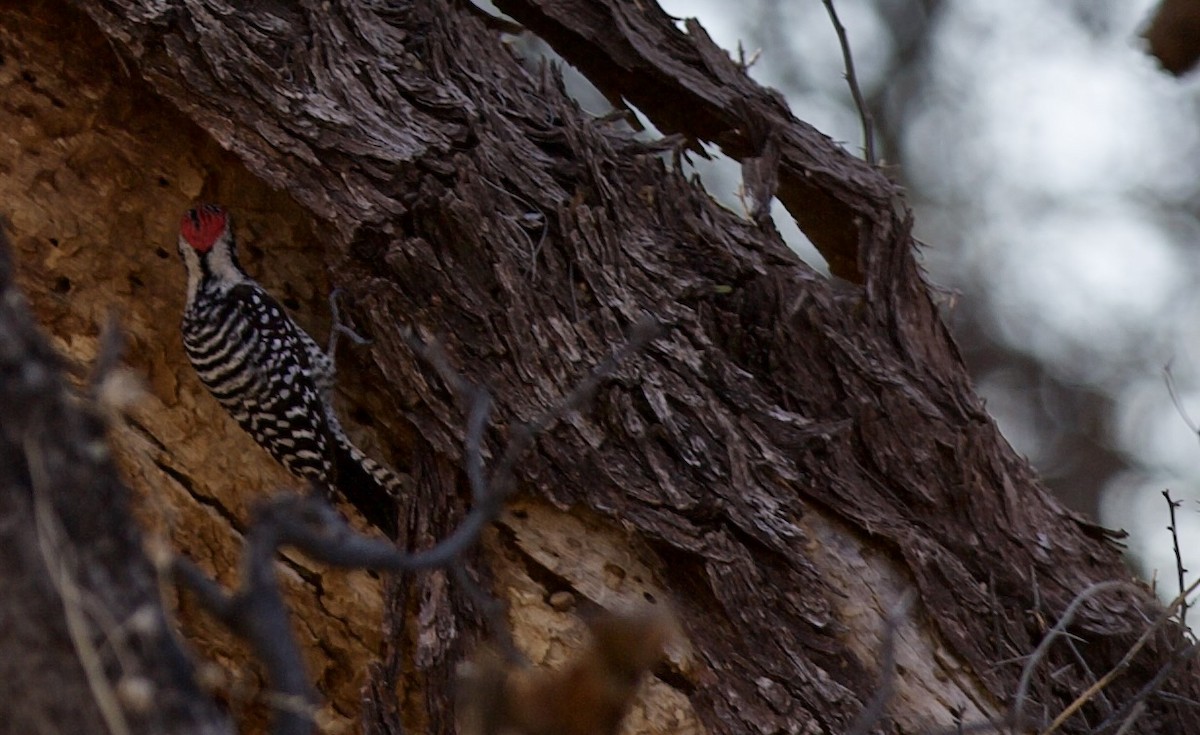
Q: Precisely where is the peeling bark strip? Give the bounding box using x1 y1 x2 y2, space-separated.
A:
0 230 230 735
67 1 1200 733
490 0 886 281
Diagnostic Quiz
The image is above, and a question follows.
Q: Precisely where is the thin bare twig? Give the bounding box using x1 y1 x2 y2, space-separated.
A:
821 0 876 164
1037 576 1200 734
479 175 550 280
1011 580 1139 731
486 316 662 501
1110 701 1145 735
1029 564 1114 720
1163 489 1190 632
326 288 371 359
1154 690 1200 708
1163 362 1199 435
858 577 1186 735
397 329 492 503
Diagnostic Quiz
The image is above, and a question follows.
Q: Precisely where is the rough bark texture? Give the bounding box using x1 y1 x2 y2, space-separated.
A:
1 0 1197 734
492 0 881 281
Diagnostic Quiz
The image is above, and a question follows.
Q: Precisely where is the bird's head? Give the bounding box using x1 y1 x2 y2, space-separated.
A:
177 204 245 299
179 203 231 254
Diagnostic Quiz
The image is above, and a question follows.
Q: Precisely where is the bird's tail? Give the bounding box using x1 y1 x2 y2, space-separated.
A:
332 437 406 539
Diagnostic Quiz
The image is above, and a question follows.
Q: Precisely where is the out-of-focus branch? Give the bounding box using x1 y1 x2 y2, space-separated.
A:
1144 0 1200 76
173 318 663 735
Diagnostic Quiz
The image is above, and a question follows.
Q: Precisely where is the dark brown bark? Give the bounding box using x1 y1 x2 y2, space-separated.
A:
1 0 1196 733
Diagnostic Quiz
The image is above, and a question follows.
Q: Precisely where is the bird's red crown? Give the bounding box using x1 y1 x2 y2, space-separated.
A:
179 204 229 253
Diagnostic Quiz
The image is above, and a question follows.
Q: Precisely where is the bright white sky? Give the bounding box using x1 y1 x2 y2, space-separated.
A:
660 0 1200 595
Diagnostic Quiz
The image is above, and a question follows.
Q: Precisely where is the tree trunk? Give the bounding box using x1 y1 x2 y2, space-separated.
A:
0 1 1194 734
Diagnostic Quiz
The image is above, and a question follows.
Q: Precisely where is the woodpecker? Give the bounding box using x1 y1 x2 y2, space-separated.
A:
176 204 401 537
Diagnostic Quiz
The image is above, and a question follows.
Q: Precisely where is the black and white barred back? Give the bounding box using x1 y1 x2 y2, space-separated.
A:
177 204 402 537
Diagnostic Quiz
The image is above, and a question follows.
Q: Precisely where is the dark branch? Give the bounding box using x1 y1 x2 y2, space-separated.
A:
1164 489 1190 632
171 318 663 735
